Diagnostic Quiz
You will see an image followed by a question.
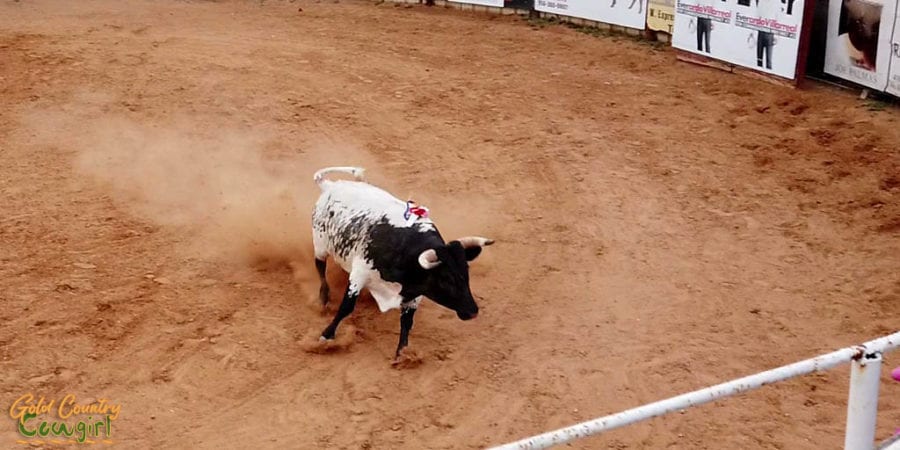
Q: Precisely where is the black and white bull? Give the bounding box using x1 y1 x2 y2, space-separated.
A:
311 166 494 361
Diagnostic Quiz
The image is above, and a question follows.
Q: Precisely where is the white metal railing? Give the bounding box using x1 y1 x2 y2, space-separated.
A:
489 331 900 450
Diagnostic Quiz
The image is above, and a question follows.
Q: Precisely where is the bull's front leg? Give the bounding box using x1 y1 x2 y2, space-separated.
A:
396 305 417 357
392 297 422 364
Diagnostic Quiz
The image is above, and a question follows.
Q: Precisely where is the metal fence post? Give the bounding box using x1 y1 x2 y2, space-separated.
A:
845 352 883 450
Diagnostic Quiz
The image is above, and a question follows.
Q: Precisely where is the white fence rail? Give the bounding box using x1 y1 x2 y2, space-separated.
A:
489 331 900 450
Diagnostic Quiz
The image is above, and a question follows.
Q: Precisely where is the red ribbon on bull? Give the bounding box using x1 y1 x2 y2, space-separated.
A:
403 200 429 226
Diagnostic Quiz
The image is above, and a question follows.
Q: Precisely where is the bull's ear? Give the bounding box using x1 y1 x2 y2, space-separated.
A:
418 249 442 270
456 236 494 262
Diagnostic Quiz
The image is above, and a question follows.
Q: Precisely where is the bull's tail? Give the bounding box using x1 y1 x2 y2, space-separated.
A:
313 166 366 188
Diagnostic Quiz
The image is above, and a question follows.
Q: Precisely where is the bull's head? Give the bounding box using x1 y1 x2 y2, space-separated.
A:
417 237 493 320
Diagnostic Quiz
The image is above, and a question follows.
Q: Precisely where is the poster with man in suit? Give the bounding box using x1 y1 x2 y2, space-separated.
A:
672 0 806 80
672 0 732 56
733 0 804 77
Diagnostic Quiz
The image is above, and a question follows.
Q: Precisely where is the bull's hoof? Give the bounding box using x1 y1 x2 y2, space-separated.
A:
391 347 422 369
300 327 355 354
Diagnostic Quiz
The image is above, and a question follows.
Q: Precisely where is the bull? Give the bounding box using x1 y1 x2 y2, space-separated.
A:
310 166 493 362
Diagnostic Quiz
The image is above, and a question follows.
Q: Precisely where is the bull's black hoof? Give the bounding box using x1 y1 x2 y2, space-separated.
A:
391 347 422 368
301 328 354 354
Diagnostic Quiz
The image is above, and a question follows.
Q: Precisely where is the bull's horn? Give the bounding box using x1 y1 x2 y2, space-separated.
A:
457 237 494 248
418 249 441 270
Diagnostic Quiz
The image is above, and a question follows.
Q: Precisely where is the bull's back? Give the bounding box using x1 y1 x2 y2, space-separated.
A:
314 181 407 227
312 181 410 268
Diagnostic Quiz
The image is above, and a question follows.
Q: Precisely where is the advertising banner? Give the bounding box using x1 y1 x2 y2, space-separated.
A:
503 0 533 9
450 0 504 6
884 4 900 95
648 0 676 33
824 0 897 90
535 0 648 30
672 0 807 79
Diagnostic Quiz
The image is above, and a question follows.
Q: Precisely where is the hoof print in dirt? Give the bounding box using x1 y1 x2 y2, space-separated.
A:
391 348 422 369
300 326 356 354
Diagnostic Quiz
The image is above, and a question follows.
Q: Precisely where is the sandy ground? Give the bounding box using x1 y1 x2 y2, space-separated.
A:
1 0 899 448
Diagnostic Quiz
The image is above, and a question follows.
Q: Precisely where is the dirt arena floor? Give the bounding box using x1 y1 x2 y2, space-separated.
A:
2 0 899 448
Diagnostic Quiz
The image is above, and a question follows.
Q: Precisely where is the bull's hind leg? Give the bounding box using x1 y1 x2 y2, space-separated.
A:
313 231 330 308
319 284 358 341
315 258 329 307
320 263 366 341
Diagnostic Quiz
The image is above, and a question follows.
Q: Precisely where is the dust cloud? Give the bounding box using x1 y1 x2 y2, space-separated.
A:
19 100 500 280
74 121 391 275
19 110 374 278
